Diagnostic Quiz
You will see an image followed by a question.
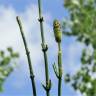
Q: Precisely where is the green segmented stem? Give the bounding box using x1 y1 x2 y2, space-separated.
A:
53 19 63 96
38 0 44 43
37 0 51 96
16 16 37 96
58 42 62 96
53 42 62 96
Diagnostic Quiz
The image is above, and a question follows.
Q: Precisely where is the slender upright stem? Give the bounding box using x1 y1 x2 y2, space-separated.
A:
53 19 63 96
37 0 51 96
58 43 62 96
38 0 45 43
58 78 62 96
16 16 37 96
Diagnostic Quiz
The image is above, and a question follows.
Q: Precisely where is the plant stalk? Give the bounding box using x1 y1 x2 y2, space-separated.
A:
16 16 37 96
37 0 51 96
58 43 62 96
53 19 63 96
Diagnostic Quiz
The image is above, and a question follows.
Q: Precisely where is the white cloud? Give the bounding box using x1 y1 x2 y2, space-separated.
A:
63 41 85 75
0 4 55 83
68 42 83 70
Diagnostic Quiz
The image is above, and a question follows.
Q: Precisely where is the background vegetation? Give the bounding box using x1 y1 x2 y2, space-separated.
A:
0 0 96 96
63 0 96 96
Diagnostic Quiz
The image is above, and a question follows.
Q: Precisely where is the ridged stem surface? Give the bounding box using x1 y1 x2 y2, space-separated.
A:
58 43 62 96
38 0 50 96
16 17 37 96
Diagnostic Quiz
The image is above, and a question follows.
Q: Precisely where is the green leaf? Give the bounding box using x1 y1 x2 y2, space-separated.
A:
0 57 11 66
0 51 4 58
0 47 19 92
64 74 71 82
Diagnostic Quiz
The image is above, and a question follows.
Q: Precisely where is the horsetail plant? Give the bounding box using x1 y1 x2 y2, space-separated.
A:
37 0 51 96
53 19 63 96
16 16 37 96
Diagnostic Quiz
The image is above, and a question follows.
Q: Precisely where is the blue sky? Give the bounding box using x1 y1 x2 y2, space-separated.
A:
0 0 84 96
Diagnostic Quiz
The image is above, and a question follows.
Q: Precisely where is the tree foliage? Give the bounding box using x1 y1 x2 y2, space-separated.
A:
0 47 19 92
63 0 96 96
